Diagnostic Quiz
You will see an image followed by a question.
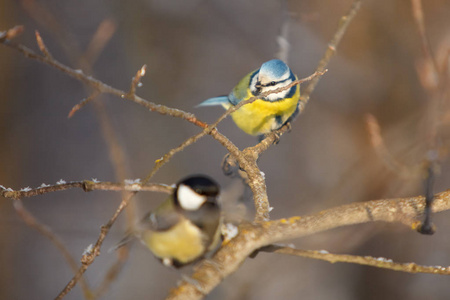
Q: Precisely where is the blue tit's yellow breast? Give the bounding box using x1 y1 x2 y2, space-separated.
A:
143 218 205 265
227 84 300 136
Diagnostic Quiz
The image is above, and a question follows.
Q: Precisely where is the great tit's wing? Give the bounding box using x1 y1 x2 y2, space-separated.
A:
110 197 181 251
181 200 222 244
141 197 181 231
196 96 230 107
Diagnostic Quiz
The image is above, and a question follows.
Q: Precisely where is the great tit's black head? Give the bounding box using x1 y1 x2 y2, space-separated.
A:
174 175 220 211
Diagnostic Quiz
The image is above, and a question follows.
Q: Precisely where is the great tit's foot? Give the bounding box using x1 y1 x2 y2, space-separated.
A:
180 275 207 295
222 153 239 177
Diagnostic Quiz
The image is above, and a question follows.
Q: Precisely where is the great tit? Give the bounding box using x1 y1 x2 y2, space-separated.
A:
120 175 222 268
198 59 300 136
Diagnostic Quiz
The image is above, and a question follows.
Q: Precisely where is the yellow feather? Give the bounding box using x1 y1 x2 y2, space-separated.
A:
222 72 300 136
143 218 205 265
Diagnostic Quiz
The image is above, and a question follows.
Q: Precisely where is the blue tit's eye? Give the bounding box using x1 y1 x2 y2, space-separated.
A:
270 81 276 86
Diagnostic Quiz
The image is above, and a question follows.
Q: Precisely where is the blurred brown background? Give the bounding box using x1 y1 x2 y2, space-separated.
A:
1 0 450 299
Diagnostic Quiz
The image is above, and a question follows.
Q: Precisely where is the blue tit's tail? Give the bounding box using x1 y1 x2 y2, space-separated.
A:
196 96 229 107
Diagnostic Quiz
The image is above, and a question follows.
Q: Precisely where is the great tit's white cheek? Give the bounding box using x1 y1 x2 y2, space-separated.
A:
177 184 206 211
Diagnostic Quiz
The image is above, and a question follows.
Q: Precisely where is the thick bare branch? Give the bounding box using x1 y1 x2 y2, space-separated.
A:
167 189 450 299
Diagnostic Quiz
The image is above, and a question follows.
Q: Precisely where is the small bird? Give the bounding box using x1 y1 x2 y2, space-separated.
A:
117 175 222 268
198 59 300 136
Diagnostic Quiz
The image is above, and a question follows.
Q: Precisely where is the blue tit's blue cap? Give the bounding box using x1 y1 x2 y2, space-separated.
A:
259 59 290 80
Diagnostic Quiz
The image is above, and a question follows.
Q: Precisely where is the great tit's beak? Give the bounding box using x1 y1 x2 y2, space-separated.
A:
206 196 218 204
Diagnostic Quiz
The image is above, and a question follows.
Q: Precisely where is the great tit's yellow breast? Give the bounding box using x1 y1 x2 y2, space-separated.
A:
228 86 300 136
143 218 205 264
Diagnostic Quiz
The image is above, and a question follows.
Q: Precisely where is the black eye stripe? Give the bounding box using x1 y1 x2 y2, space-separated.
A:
260 77 290 87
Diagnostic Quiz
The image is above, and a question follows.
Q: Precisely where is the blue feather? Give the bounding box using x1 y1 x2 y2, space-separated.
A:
196 96 230 107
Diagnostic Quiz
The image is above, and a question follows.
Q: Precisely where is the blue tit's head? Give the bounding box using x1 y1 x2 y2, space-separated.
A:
259 59 290 84
250 59 294 101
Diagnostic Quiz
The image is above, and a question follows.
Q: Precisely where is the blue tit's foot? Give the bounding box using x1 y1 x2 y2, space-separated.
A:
271 131 282 145
257 132 281 144
285 122 292 133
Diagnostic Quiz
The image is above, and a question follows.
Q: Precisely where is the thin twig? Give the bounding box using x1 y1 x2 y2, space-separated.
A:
0 180 172 199
302 0 362 104
128 64 147 97
269 246 450 275
68 91 100 118
0 25 24 41
1 37 208 128
365 114 421 179
35 30 53 58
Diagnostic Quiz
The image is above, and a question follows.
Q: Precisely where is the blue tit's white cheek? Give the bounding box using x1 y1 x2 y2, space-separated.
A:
264 78 293 101
177 184 206 211
250 72 260 93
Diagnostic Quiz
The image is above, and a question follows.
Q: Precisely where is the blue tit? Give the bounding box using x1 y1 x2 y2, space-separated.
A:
119 175 222 268
198 59 300 136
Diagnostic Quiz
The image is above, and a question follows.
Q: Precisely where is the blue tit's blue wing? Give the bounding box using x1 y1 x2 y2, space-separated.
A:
196 96 230 107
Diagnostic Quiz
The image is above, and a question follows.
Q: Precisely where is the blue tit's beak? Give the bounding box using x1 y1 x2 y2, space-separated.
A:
254 81 262 95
